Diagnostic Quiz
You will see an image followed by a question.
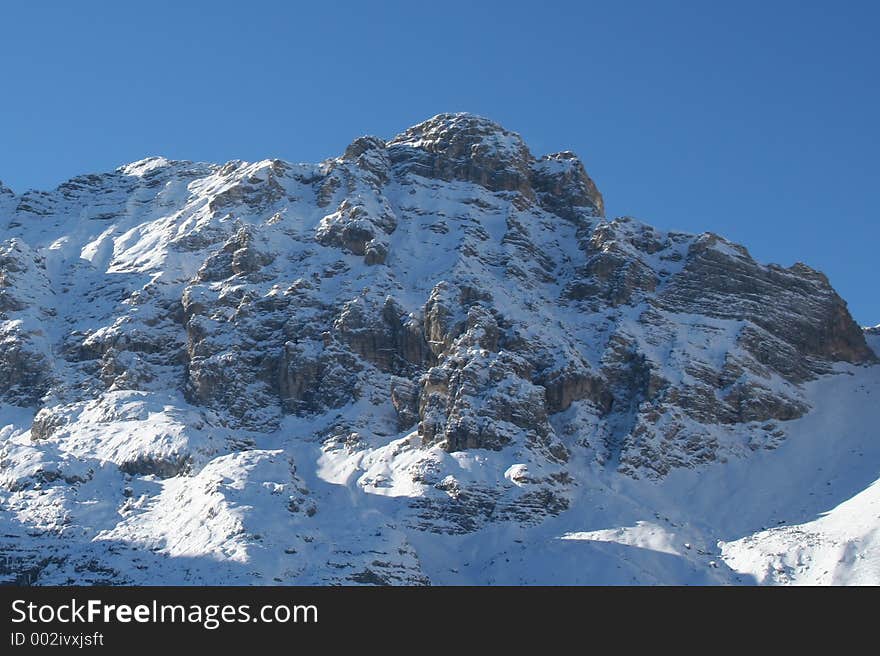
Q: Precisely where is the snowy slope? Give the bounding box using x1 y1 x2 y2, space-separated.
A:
3 363 877 585
722 481 880 585
401 361 880 584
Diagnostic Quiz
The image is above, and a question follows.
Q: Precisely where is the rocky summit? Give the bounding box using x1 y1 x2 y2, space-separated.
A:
1 113 877 585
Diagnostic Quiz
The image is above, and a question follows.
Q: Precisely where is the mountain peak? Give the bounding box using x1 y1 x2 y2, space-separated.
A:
382 114 603 219
0 180 14 198
392 111 518 137
384 113 541 199
389 112 532 161
117 156 185 177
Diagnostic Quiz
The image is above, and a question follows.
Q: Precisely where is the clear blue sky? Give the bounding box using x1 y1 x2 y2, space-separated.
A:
1 1 876 324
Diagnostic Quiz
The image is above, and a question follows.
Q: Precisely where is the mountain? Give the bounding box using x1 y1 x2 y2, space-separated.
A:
0 113 877 585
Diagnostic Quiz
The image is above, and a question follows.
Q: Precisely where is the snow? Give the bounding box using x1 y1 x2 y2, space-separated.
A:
721 479 880 585
118 156 176 177
561 522 682 556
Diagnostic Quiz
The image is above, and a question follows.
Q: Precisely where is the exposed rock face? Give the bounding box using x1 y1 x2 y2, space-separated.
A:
387 114 604 222
0 240 55 405
387 113 536 196
531 151 604 221
655 235 873 369
0 113 875 584
0 181 14 203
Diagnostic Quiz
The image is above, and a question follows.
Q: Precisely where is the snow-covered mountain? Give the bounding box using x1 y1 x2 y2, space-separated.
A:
0 113 877 585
